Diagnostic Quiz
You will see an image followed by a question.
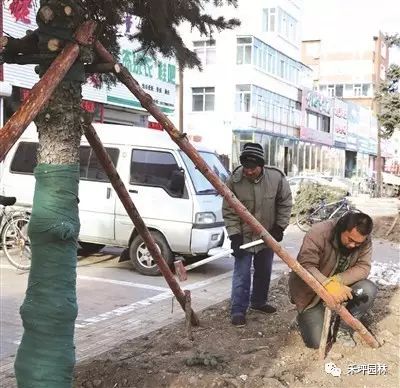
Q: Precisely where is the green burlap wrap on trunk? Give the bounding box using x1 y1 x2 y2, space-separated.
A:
15 164 80 388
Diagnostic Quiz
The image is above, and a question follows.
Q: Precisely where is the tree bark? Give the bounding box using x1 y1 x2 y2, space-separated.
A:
36 82 83 164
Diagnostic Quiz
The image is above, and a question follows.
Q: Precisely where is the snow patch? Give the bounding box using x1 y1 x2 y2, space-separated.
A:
369 261 400 286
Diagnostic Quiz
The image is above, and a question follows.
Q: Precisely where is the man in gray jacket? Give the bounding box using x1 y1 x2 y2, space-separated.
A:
223 143 292 326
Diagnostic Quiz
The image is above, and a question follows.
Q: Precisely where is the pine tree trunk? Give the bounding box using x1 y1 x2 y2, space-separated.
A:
12 0 87 383
14 81 83 387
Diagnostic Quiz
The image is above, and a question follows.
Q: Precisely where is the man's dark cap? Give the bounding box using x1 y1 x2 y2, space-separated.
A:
240 142 265 168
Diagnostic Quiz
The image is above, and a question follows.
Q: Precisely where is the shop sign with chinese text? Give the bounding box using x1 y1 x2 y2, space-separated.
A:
332 98 348 146
106 35 176 113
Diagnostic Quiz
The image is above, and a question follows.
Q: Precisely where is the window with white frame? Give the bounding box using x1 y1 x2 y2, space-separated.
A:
267 50 276 73
344 84 353 97
306 111 330 133
319 83 370 98
335 84 343 97
362 84 371 96
307 111 318 130
235 85 251 112
289 17 296 42
278 8 297 43
252 37 300 84
327 84 335 97
279 59 285 78
193 40 216 65
290 64 297 83
353 84 362 96
280 10 288 36
320 115 330 133
252 85 299 127
192 87 215 111
262 8 276 32
236 37 252 64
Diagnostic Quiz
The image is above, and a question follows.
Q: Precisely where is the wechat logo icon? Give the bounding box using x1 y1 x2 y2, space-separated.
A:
325 362 342 377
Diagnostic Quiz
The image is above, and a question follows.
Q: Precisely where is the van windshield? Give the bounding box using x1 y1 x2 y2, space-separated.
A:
180 151 229 195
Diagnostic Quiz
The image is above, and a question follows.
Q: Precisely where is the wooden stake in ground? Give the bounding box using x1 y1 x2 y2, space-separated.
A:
319 307 332 360
185 290 194 341
93 41 379 349
386 212 399 236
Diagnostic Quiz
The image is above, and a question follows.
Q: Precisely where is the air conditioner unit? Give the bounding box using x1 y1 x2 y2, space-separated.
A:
0 81 12 97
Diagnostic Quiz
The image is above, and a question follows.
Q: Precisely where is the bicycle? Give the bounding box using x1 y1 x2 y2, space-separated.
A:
296 197 355 232
0 195 31 270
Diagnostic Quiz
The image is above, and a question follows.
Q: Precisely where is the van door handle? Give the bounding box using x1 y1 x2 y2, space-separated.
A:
106 187 112 199
129 189 138 194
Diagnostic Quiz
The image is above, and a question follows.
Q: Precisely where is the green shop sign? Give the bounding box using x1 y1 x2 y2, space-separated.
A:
121 49 176 84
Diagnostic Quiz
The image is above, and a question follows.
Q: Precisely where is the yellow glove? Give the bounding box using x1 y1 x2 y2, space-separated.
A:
324 275 353 304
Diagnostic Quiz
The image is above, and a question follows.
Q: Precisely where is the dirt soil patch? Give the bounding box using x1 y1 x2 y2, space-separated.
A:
74 276 399 388
372 216 400 244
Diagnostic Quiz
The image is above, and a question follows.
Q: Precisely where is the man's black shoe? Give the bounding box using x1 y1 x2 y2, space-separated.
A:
231 314 246 327
250 304 277 314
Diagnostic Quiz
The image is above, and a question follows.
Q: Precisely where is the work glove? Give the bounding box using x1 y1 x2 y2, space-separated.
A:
323 275 353 304
230 234 245 259
270 224 284 242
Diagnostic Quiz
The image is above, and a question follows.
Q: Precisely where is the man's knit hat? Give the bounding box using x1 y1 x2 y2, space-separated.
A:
240 142 265 168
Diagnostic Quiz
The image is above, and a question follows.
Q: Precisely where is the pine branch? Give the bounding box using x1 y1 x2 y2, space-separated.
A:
384 33 400 48
81 0 240 69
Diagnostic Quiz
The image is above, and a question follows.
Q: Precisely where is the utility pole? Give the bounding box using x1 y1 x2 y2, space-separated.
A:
178 65 184 133
376 128 382 197
373 33 386 198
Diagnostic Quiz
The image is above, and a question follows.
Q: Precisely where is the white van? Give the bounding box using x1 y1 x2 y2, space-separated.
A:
0 123 229 275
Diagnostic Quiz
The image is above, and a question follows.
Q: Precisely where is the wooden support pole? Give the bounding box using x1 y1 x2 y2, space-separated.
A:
185 290 194 341
386 212 399 236
0 21 96 163
319 307 332 360
84 123 200 326
94 41 379 349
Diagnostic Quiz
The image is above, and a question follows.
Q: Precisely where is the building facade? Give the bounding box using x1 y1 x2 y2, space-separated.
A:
301 32 391 178
301 32 389 113
179 0 309 175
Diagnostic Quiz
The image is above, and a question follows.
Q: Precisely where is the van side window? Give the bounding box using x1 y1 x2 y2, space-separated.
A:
80 146 119 182
10 142 38 174
130 149 182 196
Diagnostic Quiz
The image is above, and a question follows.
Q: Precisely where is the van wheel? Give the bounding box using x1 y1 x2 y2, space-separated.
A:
78 242 105 255
129 231 174 276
